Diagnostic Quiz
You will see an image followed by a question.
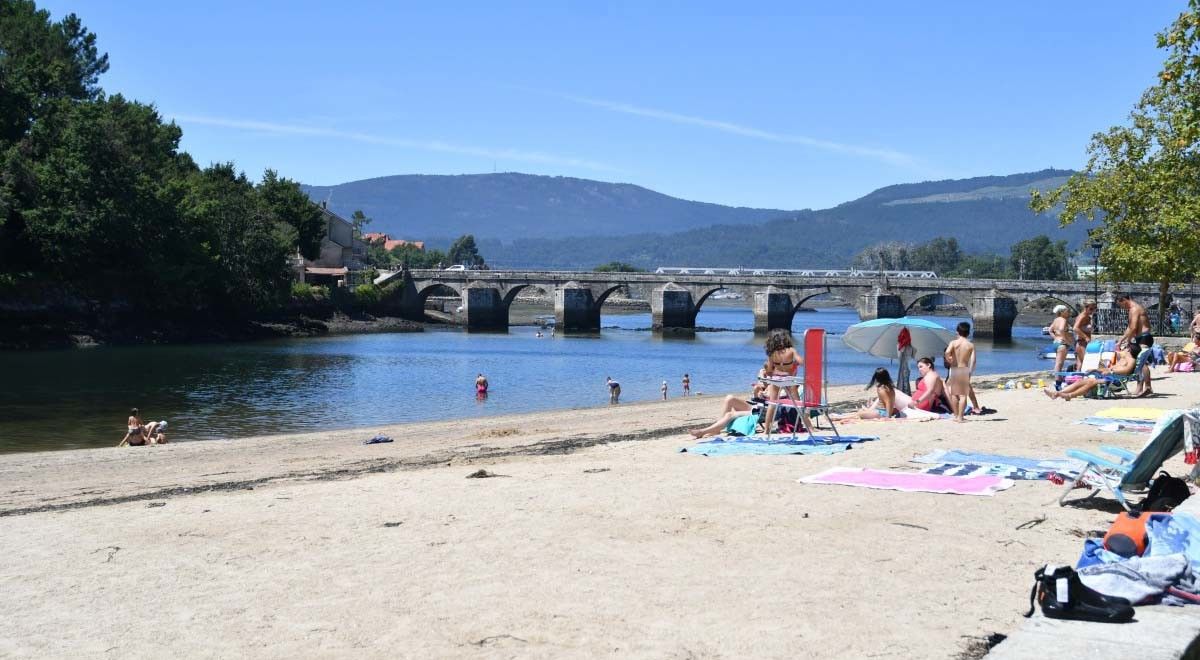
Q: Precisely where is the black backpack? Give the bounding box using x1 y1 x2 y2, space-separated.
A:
1139 471 1191 512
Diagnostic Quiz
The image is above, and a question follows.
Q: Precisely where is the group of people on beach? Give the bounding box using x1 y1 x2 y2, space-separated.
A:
1043 294 1164 401
835 322 981 424
606 373 692 404
689 322 985 438
118 408 168 447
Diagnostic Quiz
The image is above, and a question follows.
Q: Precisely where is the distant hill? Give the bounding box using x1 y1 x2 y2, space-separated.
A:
475 169 1088 268
303 169 1088 269
302 173 788 239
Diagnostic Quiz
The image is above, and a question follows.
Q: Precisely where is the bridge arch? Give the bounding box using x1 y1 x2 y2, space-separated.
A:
901 292 972 315
501 283 554 308
593 284 628 308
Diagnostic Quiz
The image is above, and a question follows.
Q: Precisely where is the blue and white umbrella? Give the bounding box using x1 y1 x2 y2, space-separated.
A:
842 317 957 360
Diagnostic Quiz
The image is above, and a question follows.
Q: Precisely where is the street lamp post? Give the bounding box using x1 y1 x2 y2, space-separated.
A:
1091 237 1103 331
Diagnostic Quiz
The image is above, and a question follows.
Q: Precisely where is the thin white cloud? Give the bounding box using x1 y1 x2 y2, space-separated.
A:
559 94 918 168
169 114 621 173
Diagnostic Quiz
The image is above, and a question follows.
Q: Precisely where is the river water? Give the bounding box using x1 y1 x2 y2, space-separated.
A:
0 307 1053 454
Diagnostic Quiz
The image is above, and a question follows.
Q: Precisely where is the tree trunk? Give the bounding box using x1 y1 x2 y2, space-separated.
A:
1160 279 1171 335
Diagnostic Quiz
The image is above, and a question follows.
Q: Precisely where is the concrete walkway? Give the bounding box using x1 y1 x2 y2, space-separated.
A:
989 495 1200 659
986 605 1200 659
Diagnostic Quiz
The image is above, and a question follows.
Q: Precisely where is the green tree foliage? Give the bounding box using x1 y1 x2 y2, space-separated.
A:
1009 235 1070 280
909 237 962 274
850 241 911 271
0 3 323 317
0 1 108 145
1031 3 1200 314
447 234 484 267
258 169 324 261
594 261 645 272
350 209 371 237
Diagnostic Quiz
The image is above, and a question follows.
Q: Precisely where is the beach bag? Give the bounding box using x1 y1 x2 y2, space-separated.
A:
1140 471 1191 512
1103 511 1153 558
1023 564 1134 623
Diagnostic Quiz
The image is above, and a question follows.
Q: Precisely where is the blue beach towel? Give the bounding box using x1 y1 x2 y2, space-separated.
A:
911 449 1076 473
920 462 1055 481
681 435 877 457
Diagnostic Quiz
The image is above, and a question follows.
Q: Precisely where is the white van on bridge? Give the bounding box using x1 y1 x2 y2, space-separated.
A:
651 267 938 278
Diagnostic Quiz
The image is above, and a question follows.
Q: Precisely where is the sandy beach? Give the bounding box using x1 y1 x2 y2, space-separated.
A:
1 370 1196 659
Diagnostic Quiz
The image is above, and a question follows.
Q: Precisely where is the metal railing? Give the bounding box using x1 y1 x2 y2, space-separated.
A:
652 267 938 278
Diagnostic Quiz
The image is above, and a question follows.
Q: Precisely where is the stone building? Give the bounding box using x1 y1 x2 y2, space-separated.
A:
296 204 367 287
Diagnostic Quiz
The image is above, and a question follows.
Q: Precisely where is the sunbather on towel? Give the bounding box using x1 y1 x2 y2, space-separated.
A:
1044 343 1140 401
833 368 909 421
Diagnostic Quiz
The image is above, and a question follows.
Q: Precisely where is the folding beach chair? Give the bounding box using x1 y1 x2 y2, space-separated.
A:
1051 340 1108 379
761 328 839 441
802 328 839 437
1058 411 1189 510
1098 347 1153 398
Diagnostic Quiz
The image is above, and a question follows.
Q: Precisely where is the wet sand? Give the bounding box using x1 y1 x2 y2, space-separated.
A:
1 370 1195 658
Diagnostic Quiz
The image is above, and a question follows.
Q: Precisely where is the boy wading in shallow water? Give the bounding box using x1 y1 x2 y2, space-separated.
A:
943 322 976 423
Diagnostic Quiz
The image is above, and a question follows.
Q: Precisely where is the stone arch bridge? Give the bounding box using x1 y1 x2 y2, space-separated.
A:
379 269 1182 339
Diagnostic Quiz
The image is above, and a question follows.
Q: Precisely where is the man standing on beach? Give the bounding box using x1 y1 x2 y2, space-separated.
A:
943 322 976 423
661 380 668 400
1116 294 1153 348
606 377 621 404
682 373 691 396
1074 301 1096 360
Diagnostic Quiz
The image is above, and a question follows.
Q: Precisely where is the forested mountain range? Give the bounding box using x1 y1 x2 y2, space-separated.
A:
304 169 1089 269
302 173 787 239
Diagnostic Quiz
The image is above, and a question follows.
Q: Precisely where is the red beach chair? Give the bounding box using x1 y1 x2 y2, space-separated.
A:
803 328 840 438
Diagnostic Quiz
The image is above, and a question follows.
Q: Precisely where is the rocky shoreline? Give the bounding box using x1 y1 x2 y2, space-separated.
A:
0 313 425 350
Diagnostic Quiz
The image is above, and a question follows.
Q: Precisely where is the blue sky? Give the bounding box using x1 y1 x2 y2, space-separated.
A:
39 1 1184 210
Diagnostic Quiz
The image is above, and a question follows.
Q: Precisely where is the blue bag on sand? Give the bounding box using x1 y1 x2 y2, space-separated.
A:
363 435 394 445
725 415 758 437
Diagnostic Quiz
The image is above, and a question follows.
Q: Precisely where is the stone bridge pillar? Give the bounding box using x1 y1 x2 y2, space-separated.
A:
857 290 904 321
554 282 602 333
380 268 425 321
971 294 1017 340
753 287 795 333
462 284 508 332
651 283 697 332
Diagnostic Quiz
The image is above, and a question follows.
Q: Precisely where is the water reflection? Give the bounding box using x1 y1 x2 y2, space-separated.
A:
0 307 1050 454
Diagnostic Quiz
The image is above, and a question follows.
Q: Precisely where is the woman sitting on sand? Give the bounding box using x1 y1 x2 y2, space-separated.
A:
912 357 950 413
833 368 913 421
118 408 147 447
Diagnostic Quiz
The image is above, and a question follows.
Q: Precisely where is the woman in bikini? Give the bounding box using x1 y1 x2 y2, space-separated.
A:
833 368 909 420
761 330 813 433
118 408 147 447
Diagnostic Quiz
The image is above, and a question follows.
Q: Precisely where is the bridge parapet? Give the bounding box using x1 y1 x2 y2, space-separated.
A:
386 269 1192 337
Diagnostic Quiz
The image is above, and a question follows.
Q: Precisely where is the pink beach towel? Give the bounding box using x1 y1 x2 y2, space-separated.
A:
799 467 1014 496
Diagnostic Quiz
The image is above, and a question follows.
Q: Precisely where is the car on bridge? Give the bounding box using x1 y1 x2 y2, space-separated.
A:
652 267 938 278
